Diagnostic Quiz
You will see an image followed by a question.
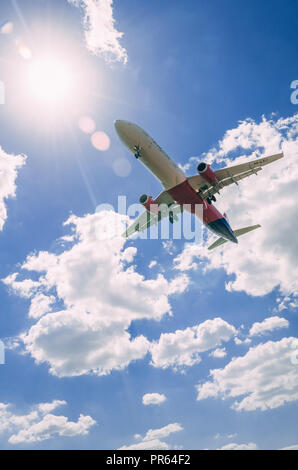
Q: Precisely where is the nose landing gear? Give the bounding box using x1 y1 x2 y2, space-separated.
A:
133 145 142 159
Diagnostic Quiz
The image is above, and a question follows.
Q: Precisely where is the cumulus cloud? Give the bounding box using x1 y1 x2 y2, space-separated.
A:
118 423 183 450
173 244 203 272
174 113 298 303
280 444 298 450
119 438 170 450
68 0 128 63
214 432 237 440
209 347 227 358
28 294 56 319
218 442 258 450
148 260 157 269
150 318 236 370
0 400 96 444
234 337 251 346
2 273 41 298
36 400 66 415
0 147 26 231
142 393 167 406
196 337 298 411
3 211 188 377
249 316 289 337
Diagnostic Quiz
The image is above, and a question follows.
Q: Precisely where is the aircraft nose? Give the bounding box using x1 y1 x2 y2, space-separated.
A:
114 120 131 141
114 120 141 152
114 119 124 133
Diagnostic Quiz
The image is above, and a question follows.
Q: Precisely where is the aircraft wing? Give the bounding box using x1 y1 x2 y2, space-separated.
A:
122 190 182 238
188 152 284 200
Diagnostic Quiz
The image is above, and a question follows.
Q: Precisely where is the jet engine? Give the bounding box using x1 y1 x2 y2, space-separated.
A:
197 162 218 185
139 194 160 214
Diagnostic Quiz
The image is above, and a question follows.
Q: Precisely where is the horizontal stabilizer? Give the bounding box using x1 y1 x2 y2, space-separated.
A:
233 224 261 237
208 237 228 250
208 224 261 250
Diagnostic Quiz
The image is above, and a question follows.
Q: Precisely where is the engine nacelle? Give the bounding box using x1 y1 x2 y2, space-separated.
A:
139 194 160 214
197 162 218 185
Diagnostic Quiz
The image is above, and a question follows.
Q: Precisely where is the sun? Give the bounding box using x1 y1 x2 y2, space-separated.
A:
8 31 97 131
26 57 74 110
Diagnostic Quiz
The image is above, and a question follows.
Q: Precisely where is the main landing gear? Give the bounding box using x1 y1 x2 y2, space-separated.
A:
133 145 142 159
206 195 216 205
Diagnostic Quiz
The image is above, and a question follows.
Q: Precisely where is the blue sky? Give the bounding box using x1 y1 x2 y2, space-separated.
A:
0 0 297 449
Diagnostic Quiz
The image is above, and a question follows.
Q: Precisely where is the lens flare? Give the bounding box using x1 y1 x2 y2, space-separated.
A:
112 158 131 177
91 131 110 151
18 45 32 60
78 116 96 134
0 21 13 35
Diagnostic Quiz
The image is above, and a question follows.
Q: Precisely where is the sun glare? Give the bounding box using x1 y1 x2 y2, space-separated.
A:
9 30 97 131
26 57 74 108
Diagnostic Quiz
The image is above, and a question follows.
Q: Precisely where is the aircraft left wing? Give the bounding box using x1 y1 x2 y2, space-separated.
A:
188 152 284 200
122 190 182 238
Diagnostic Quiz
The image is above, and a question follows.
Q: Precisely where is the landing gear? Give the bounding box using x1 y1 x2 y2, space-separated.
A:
207 195 216 204
133 145 142 159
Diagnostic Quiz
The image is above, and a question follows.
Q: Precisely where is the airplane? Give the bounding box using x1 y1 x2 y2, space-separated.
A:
114 120 284 250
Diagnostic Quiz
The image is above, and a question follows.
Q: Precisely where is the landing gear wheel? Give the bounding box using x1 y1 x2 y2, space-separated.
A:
211 195 216 202
207 197 212 205
133 145 142 159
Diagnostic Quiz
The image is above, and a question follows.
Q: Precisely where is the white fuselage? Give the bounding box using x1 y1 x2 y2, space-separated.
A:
114 120 186 190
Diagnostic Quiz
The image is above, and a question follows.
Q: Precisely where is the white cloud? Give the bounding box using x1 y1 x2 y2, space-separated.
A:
196 337 298 411
174 114 298 303
162 240 177 255
2 273 43 298
0 147 26 231
4 211 188 377
142 393 167 406
280 444 298 450
249 316 289 337
0 400 96 444
148 260 157 269
150 318 236 370
173 243 203 272
209 347 227 358
214 441 298 450
234 337 251 346
68 0 128 63
9 414 95 444
144 423 183 441
0 403 36 434
119 438 170 450
218 442 258 450
36 400 66 415
28 294 56 319
214 432 237 439
118 423 183 450
276 296 298 313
